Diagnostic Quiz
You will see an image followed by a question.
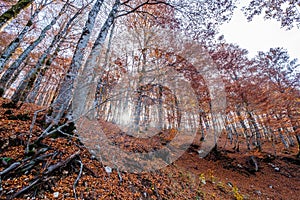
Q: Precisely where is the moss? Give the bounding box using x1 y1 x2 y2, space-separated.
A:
0 87 4 97
26 20 33 27
45 59 52 66
0 0 33 23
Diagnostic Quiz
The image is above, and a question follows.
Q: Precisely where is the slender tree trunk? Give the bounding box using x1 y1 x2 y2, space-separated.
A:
247 110 262 151
4 56 29 90
224 116 233 144
95 21 115 117
25 49 59 103
296 135 300 158
38 75 61 106
198 115 205 141
134 90 143 128
256 114 269 139
0 0 34 31
73 0 120 119
0 3 45 70
236 108 251 150
286 107 300 157
50 0 105 123
232 122 239 151
279 129 289 149
0 2 68 91
174 95 181 128
157 85 163 130
11 6 82 104
71 0 120 120
134 49 147 130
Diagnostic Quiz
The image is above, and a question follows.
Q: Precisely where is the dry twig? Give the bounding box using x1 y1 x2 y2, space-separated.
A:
73 159 83 199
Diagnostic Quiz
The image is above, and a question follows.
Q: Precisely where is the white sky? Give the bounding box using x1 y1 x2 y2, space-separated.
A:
219 5 300 61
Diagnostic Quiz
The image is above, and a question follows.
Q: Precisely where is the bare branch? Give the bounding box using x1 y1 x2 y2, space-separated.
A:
73 159 83 199
10 178 41 199
43 151 80 175
26 108 47 154
0 162 21 176
116 0 174 18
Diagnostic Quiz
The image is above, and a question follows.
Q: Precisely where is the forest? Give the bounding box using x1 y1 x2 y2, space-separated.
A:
0 0 299 199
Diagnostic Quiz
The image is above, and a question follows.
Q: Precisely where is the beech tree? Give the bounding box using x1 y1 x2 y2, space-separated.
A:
70 0 120 120
0 0 51 71
0 0 236 123
1 1 300 198
243 0 300 29
210 42 300 155
251 48 300 155
10 4 86 104
48 0 106 125
0 1 69 92
0 0 298 160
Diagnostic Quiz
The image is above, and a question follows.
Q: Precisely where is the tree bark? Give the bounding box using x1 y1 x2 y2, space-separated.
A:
236 108 251 150
296 134 300 158
0 3 45 70
11 6 82 104
0 0 34 31
50 0 105 123
71 0 120 119
0 2 68 91
247 111 262 151
25 49 59 103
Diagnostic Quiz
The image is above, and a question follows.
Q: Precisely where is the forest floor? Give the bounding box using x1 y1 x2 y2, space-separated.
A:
0 97 299 200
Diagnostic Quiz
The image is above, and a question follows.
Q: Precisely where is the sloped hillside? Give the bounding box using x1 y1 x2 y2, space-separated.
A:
0 98 299 200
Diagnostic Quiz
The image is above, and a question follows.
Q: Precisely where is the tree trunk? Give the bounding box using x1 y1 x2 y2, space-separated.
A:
0 3 45 70
134 90 143 128
11 6 82 104
286 107 300 157
279 130 289 149
157 85 163 129
0 2 68 91
25 50 58 103
0 0 33 31
232 122 239 151
50 0 105 123
236 108 251 150
95 22 115 116
72 0 120 119
133 48 147 130
296 134 300 158
247 111 262 151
